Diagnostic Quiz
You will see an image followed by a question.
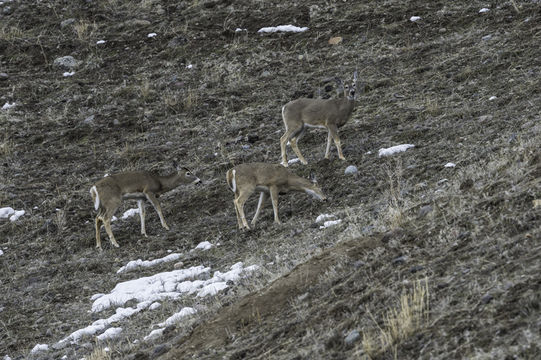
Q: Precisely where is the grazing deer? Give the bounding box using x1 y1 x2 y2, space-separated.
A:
90 169 200 249
226 162 326 229
280 71 358 166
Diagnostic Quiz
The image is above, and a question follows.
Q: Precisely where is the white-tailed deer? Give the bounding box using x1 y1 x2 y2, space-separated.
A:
226 162 326 229
90 169 200 249
280 71 358 166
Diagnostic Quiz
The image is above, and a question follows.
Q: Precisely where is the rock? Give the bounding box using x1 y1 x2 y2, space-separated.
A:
392 255 408 265
459 178 474 191
344 165 358 175
0 73 8 81
173 261 184 269
344 330 360 345
418 205 432 218
60 18 76 28
53 56 80 70
83 115 95 125
246 134 259 143
410 265 424 273
479 115 493 122
152 344 170 358
260 70 271 77
167 36 188 48
481 294 493 304
353 260 365 268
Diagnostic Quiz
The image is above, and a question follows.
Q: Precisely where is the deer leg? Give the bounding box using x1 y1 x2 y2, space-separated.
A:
290 138 308 165
137 200 147 237
95 216 102 249
233 198 243 229
234 186 254 229
328 125 346 160
251 192 268 226
280 127 300 167
325 130 333 159
103 218 120 248
143 190 169 230
269 186 281 224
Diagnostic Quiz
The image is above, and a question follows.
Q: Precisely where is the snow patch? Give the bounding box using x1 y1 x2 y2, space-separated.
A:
409 16 421 22
96 40 106 44
444 162 456 168
479 8 490 13
258 25 308 33
121 208 140 219
96 327 122 342
288 158 301 165
194 241 213 251
117 253 182 274
0 207 15 219
157 307 196 327
316 214 335 223
30 344 48 354
320 219 342 229
378 144 415 157
2 102 16 110
147 33 157 38
63 71 75 77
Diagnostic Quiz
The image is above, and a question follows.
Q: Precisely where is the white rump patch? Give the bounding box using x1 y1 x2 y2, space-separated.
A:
231 170 237 193
90 186 100 210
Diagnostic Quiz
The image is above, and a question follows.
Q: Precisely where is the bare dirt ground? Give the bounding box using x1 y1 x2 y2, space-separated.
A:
1 0 540 359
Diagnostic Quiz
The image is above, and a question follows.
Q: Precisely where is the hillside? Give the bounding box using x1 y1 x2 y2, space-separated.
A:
1 0 540 359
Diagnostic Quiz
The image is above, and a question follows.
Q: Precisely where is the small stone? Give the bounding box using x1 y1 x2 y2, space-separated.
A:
246 134 259 143
410 265 424 273
0 73 8 81
439 28 447 33
328 36 343 45
344 330 361 345
353 260 365 268
479 115 493 122
113 119 120 126
152 345 170 357
392 255 408 265
173 261 184 269
83 115 95 125
53 56 80 70
482 34 493 41
60 18 76 28
241 144 250 150
261 70 271 77
481 294 493 304
344 165 358 175
418 205 432 218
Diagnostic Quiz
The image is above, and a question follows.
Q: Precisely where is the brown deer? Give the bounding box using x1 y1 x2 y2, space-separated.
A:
90 169 200 249
226 163 326 229
280 71 358 166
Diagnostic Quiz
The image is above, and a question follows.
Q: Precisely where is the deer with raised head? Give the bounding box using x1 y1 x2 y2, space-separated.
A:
226 162 326 230
90 169 200 249
280 71 358 166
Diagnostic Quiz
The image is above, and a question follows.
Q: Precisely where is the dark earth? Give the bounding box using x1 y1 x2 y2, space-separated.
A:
1 0 540 359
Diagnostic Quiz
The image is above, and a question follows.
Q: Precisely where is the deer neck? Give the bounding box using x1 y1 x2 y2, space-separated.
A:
158 172 183 192
336 98 355 127
288 177 317 193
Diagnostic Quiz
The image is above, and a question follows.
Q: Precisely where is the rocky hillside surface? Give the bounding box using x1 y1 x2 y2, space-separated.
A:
1 0 540 359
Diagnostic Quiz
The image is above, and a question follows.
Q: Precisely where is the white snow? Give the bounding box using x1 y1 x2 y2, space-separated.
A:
96 40 106 44
288 158 301 165
378 144 415 157
0 250 3 256
197 282 228 297
194 241 213 251
186 64 193 69
149 302 161 310
258 25 308 33
121 208 139 219
63 71 75 77
320 219 342 229
10 210 25 222
316 214 335 223
147 33 157 38
30 344 48 353
489 96 497 101
96 327 122 342
117 253 182 274
479 8 490 13
91 293 105 301
2 102 16 110
0 207 15 219
235 28 247 32
58 302 151 345
444 162 456 168
157 307 196 327
144 328 164 341
409 16 421 22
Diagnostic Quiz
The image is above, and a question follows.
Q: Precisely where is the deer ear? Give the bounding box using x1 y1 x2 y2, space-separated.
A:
353 70 358 82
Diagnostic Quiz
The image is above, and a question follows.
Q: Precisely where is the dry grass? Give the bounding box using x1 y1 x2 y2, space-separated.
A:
360 279 430 358
73 20 97 40
86 346 111 360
